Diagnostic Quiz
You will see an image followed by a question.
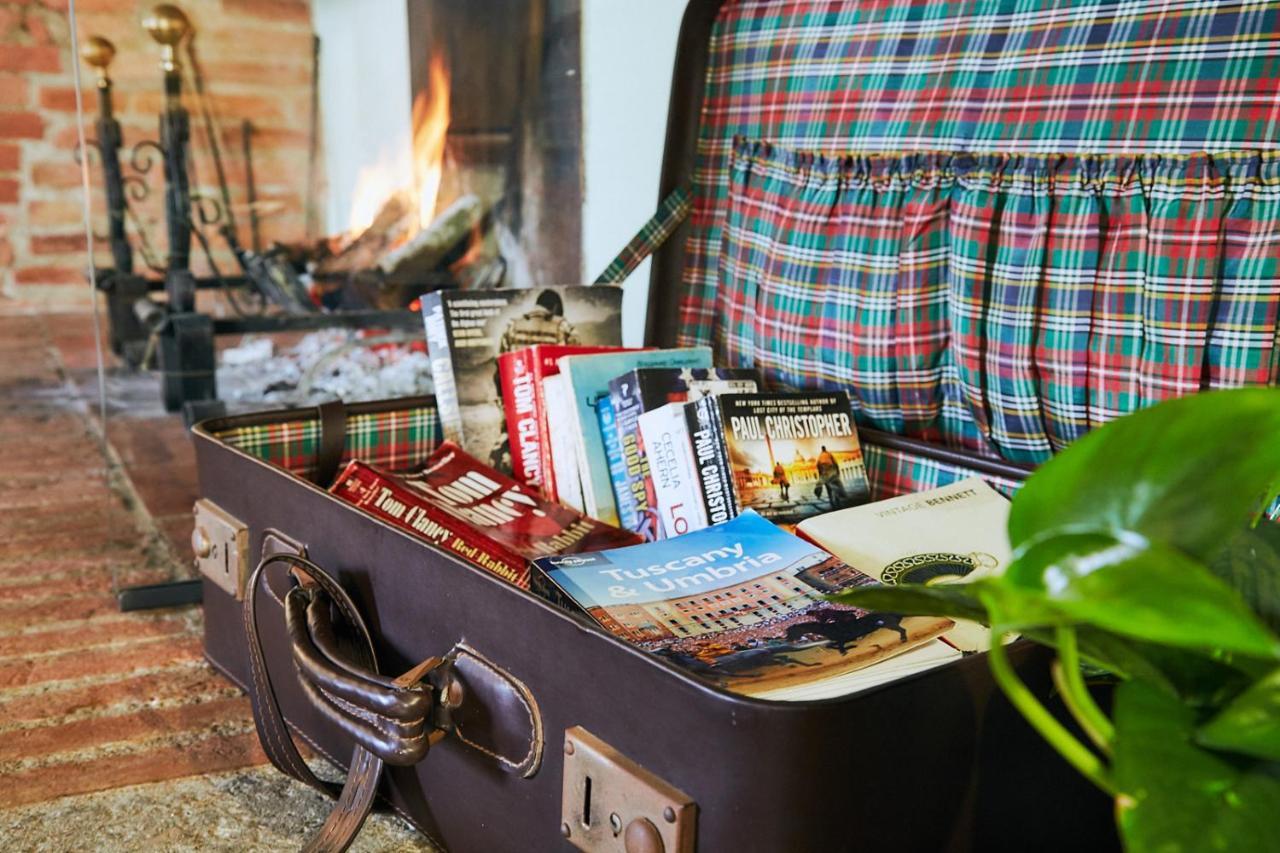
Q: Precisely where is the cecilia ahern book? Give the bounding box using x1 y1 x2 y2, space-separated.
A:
534 511 952 699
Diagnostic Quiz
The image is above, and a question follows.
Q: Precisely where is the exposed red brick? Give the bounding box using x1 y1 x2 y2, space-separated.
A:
0 566 171 605
0 238 12 267
0 45 61 74
0 177 16 203
14 266 85 285
30 231 87 254
25 198 82 226
0 111 43 139
0 636 204 691
0 73 28 106
0 142 18 171
222 0 311 23
30 160 81 189
0 730 266 808
0 594 122 631
37 85 78 112
0 613 190 658
0 663 227 723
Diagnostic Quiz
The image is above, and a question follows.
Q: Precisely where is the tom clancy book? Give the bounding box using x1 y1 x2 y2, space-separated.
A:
606 368 760 541
331 459 528 589
557 348 712 527
796 478 1012 652
497 344 635 498
331 443 643 590
688 392 872 529
532 510 953 698
421 286 623 472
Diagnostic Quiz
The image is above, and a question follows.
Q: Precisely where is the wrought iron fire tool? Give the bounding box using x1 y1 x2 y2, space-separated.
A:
81 37 132 275
80 5 426 421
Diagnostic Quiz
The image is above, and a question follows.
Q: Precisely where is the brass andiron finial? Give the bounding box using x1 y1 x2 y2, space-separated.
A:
143 4 191 73
80 35 116 87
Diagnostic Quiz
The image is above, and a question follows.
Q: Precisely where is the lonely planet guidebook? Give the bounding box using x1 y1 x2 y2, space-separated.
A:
534 511 952 698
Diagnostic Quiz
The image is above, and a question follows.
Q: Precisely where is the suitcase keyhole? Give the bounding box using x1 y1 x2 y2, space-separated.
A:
582 775 592 828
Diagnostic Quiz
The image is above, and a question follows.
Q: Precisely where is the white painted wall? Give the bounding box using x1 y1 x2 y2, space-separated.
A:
581 0 687 344
311 0 413 237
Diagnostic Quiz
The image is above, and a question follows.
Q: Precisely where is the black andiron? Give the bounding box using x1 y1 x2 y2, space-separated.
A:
82 4 424 419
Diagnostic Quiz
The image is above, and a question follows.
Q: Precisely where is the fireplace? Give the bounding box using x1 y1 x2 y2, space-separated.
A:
317 0 584 305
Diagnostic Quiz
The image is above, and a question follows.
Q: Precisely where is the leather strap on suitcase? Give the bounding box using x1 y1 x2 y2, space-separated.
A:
243 552 546 852
244 553 445 852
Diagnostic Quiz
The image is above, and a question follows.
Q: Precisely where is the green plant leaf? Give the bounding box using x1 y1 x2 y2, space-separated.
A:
1207 522 1280 637
1197 668 1280 762
1004 533 1280 660
1007 389 1280 561
827 583 990 623
1113 681 1280 853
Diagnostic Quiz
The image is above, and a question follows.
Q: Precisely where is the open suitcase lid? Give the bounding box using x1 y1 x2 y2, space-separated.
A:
647 0 1280 470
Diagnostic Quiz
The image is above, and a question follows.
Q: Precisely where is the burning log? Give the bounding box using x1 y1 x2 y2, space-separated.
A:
378 194 484 284
314 192 416 277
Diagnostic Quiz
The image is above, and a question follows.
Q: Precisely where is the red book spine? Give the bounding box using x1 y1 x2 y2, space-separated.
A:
330 461 531 589
498 349 543 492
532 356 559 502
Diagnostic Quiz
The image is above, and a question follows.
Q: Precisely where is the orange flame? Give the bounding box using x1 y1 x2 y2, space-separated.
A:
412 51 451 230
345 51 451 239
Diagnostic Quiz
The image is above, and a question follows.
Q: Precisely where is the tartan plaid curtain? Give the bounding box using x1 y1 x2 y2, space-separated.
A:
680 0 1280 464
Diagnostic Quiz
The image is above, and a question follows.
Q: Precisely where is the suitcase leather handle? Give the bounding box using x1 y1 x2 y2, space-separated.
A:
244 553 445 853
244 553 545 852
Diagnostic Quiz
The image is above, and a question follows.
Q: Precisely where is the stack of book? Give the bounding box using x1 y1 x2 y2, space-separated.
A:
326 285 1012 700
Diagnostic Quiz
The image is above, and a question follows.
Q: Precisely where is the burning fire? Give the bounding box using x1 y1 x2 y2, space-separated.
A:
412 53 451 231
345 51 451 240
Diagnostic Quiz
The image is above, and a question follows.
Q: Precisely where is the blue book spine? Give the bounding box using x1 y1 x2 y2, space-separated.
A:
609 373 661 541
598 394 638 531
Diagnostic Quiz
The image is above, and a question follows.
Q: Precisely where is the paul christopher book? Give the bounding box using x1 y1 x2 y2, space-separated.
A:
607 368 760 541
690 392 872 529
421 286 623 473
330 442 641 590
797 478 1012 652
533 511 953 698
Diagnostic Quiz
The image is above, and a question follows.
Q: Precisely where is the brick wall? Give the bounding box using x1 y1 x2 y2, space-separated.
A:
0 0 317 313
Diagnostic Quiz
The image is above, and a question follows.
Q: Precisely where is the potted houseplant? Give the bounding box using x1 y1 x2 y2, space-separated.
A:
837 389 1280 852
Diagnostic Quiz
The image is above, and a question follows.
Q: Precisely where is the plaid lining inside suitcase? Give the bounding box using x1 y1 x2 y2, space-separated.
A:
676 0 1280 473
216 405 442 482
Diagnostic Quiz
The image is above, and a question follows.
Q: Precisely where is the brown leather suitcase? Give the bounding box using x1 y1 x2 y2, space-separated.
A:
194 404 1110 853
193 0 1280 847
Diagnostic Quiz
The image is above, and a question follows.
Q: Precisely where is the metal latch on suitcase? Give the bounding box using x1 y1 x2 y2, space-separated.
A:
192 499 249 598
561 727 696 853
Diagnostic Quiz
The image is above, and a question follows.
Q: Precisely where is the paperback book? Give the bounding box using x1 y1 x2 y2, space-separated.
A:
607 368 759 541
557 347 712 527
497 344 634 498
688 392 871 529
533 511 953 698
330 442 642 590
421 286 623 472
637 401 707 538
796 478 1012 652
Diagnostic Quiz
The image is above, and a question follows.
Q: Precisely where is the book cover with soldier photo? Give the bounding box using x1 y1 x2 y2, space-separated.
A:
697 392 872 529
421 286 624 472
533 510 952 698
